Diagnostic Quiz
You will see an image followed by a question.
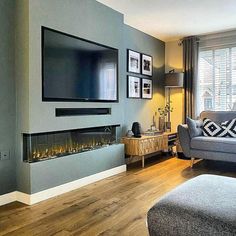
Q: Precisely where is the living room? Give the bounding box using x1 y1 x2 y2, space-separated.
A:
1 0 236 235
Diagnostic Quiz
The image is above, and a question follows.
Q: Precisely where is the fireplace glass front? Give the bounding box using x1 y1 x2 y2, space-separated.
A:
23 125 119 163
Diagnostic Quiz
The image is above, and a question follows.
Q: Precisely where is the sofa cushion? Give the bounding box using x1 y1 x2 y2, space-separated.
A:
186 117 203 138
200 111 236 123
191 136 236 154
203 118 229 137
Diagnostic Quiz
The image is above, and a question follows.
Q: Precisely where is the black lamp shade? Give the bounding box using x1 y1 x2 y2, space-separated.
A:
165 72 184 87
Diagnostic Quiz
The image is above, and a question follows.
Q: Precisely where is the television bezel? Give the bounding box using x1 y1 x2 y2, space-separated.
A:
41 26 119 103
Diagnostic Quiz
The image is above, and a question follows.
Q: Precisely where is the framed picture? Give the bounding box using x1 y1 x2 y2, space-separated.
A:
127 49 141 74
127 76 141 98
142 78 153 99
142 54 153 76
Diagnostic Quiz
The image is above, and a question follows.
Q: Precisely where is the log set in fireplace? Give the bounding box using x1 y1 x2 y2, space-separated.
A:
23 125 119 163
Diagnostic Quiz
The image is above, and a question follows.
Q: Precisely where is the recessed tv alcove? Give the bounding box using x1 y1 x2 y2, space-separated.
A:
42 27 119 102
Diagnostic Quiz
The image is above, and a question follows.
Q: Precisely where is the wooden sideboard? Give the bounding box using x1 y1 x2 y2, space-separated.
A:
121 132 177 167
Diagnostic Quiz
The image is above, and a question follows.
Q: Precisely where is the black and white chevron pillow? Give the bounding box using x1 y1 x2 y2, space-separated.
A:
202 118 228 137
221 118 236 137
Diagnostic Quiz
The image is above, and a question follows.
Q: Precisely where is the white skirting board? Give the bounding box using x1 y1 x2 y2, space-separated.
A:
0 192 17 206
0 165 126 206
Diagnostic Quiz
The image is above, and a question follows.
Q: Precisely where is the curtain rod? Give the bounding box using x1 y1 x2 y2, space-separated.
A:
179 35 236 47
179 31 236 46
178 36 200 46
200 42 236 49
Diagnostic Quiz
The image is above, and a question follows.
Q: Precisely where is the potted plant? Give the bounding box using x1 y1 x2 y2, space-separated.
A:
157 101 173 132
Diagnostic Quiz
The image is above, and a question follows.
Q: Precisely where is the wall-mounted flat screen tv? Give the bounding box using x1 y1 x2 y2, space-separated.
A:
42 27 118 102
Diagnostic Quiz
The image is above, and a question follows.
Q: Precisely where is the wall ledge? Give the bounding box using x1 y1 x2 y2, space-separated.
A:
0 164 126 206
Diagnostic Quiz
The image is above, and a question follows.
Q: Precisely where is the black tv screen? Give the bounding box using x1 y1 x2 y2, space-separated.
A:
42 27 118 102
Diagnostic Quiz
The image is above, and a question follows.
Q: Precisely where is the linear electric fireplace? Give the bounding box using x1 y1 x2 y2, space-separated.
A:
23 125 119 163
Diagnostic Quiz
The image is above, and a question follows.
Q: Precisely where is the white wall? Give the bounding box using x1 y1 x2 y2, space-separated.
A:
165 40 184 131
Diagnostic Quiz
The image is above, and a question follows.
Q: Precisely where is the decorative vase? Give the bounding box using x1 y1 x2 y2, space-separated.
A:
165 121 171 132
159 117 165 132
131 122 141 138
126 130 134 138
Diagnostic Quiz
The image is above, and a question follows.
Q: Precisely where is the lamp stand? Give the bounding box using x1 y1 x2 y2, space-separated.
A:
166 87 171 132
168 88 171 123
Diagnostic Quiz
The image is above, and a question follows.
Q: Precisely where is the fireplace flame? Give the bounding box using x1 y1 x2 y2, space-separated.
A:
31 139 113 161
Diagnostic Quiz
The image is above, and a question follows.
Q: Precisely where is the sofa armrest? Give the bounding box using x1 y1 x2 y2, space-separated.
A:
178 124 191 158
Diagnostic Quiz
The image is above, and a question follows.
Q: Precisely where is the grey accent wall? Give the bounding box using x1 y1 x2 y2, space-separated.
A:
30 144 124 194
0 0 165 195
123 25 165 132
27 0 125 134
0 0 16 195
15 0 31 194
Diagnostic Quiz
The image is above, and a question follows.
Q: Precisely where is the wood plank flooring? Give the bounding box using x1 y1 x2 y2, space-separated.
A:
1 156 236 236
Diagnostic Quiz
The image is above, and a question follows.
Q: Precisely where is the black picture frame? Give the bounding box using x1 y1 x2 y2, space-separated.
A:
141 54 153 76
141 78 153 99
127 49 141 74
127 75 141 98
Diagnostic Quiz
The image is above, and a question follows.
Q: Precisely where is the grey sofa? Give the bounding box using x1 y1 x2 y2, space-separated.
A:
178 111 236 166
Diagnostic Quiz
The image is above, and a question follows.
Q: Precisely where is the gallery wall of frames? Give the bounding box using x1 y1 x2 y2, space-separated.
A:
127 49 153 99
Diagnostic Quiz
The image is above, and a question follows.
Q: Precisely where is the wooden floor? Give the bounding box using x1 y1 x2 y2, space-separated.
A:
1 156 236 236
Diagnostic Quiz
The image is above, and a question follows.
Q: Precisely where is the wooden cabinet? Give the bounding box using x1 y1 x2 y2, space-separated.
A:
162 132 178 152
121 132 177 168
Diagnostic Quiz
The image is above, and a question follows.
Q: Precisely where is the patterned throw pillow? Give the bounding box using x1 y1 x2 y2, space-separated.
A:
202 118 228 137
221 118 236 138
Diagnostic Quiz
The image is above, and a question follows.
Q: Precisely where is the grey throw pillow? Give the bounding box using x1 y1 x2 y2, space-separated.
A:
186 117 203 138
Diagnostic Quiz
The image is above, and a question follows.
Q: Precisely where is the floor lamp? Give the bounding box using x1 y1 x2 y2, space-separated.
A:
164 70 184 131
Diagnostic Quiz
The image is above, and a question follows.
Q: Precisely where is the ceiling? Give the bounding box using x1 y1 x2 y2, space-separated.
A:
97 0 236 42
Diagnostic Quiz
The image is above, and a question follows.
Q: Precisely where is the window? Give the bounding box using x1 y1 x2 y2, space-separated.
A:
204 98 213 110
199 46 236 112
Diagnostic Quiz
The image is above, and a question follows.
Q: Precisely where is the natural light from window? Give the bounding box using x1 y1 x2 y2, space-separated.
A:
199 46 236 113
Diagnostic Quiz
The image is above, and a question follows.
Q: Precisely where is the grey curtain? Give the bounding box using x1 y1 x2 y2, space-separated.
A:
183 36 199 121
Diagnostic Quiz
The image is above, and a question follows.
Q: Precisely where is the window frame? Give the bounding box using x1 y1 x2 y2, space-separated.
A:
198 44 236 112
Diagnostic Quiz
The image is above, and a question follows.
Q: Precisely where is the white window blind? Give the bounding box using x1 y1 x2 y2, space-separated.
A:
199 45 236 112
